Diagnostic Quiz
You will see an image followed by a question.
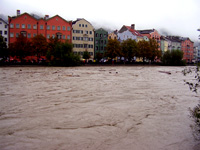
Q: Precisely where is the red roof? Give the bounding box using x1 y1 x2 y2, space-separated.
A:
125 26 143 37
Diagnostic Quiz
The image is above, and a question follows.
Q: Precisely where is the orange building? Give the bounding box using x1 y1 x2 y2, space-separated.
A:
8 10 72 44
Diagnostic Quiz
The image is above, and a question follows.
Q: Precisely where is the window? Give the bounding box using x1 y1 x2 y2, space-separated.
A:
22 24 25 29
0 31 2 35
33 34 37 37
28 24 31 29
0 22 1 24
85 31 88 34
67 35 70 40
79 24 81 27
52 34 55 38
62 26 66 31
4 31 7 35
10 24 14 28
16 33 19 37
82 24 84 27
96 46 98 50
90 31 92 34
4 38 7 42
47 25 50 30
10 33 14 37
33 25 37 29
104 34 107 38
5 25 7 28
47 34 50 39
57 26 60 30
73 36 75 40
85 24 87 27
28 33 31 38
63 35 66 39
67 26 70 31
52 25 55 30
96 33 98 37
40 25 44 29
81 30 83 34
16 24 20 28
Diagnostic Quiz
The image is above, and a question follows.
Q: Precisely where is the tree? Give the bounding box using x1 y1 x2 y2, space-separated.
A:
32 35 48 61
149 39 161 62
105 39 122 60
137 40 150 62
95 52 103 62
162 50 185 66
0 35 8 61
83 50 90 62
9 34 32 62
121 39 138 62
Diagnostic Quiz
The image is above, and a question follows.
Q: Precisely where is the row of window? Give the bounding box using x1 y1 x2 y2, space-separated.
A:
95 33 108 38
95 46 106 51
73 44 93 48
73 51 93 56
0 30 7 35
79 24 88 28
95 40 107 45
10 24 70 31
0 24 7 28
72 36 93 41
10 33 70 39
73 30 93 35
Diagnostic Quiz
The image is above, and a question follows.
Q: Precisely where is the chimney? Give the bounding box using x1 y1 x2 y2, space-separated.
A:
45 15 49 20
131 24 135 30
17 10 20 16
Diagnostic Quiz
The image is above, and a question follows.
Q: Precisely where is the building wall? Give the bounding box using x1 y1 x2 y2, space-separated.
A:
94 28 108 57
72 19 94 59
9 13 72 44
181 39 194 63
117 30 137 41
0 19 8 46
160 40 168 54
108 32 117 40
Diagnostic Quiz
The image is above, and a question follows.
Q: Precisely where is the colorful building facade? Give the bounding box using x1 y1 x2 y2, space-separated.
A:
72 18 94 60
8 10 72 44
0 18 8 47
180 37 194 63
94 28 108 58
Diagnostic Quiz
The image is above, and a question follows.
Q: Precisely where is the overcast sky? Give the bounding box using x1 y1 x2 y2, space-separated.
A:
1 0 200 42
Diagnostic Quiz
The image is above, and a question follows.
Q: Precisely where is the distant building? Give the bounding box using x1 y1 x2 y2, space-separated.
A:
165 36 181 51
72 18 94 60
8 10 72 44
138 29 161 49
108 30 117 40
0 18 8 46
94 28 108 58
118 24 143 42
180 37 194 63
160 36 168 54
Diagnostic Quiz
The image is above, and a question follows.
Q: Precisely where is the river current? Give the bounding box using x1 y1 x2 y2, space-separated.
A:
0 66 199 150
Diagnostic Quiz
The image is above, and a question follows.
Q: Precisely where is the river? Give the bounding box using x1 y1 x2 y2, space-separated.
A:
0 66 199 150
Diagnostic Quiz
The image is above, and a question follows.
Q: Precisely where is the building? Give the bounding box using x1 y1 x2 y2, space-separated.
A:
180 37 194 63
165 36 181 51
118 24 143 42
8 10 72 44
138 29 161 49
94 28 108 58
160 36 168 54
72 18 94 60
0 18 8 46
108 30 117 40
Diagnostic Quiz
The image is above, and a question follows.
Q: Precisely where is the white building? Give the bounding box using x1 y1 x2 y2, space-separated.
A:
0 18 8 47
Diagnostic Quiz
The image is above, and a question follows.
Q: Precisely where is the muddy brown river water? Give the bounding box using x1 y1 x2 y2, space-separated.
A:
0 66 200 150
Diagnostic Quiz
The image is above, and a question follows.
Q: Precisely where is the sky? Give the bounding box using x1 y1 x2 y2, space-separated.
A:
1 0 200 43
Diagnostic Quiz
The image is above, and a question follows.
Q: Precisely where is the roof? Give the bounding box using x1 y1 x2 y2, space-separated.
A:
72 18 93 27
125 26 143 37
137 29 155 34
0 18 8 24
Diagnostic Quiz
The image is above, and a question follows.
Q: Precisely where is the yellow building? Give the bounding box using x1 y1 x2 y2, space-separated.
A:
72 18 94 60
108 31 117 40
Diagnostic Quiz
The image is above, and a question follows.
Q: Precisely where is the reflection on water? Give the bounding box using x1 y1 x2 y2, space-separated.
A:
0 66 199 150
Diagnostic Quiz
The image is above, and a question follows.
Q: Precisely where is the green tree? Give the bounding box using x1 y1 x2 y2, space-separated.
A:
0 35 8 61
32 35 48 61
121 39 138 62
105 39 122 60
83 50 90 62
149 39 161 62
162 50 185 66
137 40 150 62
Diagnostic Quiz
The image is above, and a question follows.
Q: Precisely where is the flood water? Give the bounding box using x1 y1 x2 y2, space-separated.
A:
0 66 200 150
